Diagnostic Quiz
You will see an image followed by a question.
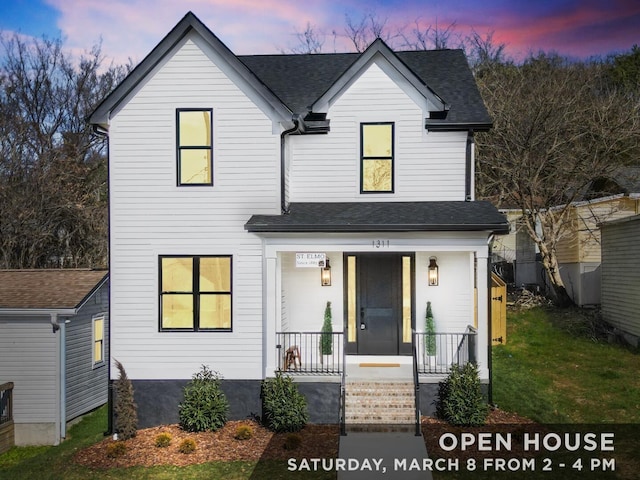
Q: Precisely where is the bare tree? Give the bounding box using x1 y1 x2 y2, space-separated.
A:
465 30 506 71
289 22 325 54
400 18 460 51
0 33 128 269
476 53 640 305
344 12 398 52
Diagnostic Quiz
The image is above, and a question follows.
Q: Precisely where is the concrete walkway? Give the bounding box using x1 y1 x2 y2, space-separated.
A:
337 431 433 480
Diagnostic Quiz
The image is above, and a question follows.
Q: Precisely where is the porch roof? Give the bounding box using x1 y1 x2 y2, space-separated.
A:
245 201 509 233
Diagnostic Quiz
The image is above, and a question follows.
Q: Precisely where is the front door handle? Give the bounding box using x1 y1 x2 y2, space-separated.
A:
360 307 366 329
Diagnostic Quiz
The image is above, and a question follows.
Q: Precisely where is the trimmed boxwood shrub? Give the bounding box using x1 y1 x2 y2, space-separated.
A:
261 371 309 432
436 362 489 426
178 365 229 432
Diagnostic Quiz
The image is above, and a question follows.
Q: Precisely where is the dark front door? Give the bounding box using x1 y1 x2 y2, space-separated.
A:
357 253 401 355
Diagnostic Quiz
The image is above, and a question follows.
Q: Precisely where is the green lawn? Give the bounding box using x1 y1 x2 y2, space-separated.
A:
1 306 639 479
493 307 640 424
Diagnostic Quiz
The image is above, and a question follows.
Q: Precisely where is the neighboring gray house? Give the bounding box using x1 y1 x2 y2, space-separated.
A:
601 215 640 347
0 269 109 446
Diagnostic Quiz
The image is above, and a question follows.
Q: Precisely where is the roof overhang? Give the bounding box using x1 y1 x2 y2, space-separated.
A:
89 11 292 130
425 120 493 132
245 201 509 234
310 38 447 115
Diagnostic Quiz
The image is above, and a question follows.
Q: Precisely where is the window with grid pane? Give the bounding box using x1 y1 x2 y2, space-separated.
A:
160 255 232 331
361 122 394 193
177 109 213 185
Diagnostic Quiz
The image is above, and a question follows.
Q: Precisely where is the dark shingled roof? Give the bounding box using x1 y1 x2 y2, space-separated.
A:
245 202 508 233
90 12 490 130
0 269 108 310
239 49 491 127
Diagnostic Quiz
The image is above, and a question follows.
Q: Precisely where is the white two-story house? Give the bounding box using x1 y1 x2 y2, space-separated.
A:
90 12 508 429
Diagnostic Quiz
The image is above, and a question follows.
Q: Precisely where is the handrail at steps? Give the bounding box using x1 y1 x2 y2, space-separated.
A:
411 329 421 436
339 332 347 436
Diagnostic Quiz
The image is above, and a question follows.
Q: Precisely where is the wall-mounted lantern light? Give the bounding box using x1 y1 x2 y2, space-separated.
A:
428 256 439 286
321 258 331 286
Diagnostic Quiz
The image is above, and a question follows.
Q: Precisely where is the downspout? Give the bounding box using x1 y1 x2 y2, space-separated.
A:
280 119 300 214
465 130 475 201
487 234 494 406
93 122 113 436
51 314 67 443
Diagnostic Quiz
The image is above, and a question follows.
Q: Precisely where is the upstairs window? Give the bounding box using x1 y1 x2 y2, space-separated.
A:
160 255 232 331
177 109 213 185
361 122 394 193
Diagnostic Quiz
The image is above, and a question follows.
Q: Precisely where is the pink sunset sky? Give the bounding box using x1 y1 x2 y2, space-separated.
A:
1 0 638 65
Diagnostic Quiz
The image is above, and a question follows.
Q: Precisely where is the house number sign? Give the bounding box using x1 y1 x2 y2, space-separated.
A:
296 252 326 267
372 240 390 248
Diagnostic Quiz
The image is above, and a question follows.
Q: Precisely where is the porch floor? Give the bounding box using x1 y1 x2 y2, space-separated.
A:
345 355 413 381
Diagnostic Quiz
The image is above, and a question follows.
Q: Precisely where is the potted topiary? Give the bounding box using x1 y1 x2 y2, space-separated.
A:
320 301 333 367
425 301 437 370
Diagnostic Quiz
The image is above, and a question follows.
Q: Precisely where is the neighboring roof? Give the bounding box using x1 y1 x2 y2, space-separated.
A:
600 213 640 229
245 201 508 233
0 269 108 310
90 11 491 131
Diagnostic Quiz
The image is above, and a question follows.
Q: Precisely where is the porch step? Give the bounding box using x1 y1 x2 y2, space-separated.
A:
344 380 416 425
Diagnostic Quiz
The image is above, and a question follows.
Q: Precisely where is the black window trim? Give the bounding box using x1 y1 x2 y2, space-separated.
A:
159 254 233 332
360 121 395 194
176 108 214 187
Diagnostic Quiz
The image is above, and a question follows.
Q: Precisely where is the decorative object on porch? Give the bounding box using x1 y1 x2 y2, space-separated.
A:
320 301 333 366
114 360 138 441
428 256 439 286
284 345 301 371
261 371 309 432
425 301 437 370
436 362 489 426
178 365 228 432
320 257 331 286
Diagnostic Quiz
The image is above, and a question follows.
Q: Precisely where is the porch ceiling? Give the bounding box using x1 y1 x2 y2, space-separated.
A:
245 201 509 234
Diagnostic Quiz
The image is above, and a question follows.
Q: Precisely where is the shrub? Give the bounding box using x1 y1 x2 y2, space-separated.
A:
436 362 489 426
425 301 437 356
178 365 229 432
178 438 197 454
320 301 333 355
106 441 127 458
283 433 302 450
154 432 172 448
261 371 309 432
114 360 138 440
234 424 253 440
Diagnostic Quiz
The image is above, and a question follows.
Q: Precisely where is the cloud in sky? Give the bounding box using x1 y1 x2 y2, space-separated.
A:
1 0 637 66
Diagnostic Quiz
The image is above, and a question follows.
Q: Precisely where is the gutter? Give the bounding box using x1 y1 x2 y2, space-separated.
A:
280 119 300 214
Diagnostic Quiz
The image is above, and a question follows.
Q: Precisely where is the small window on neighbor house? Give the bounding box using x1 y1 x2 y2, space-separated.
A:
93 316 105 366
160 255 232 331
361 122 394 193
177 109 213 185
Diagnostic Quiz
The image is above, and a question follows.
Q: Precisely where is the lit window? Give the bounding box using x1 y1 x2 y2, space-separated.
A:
177 109 212 185
160 256 232 331
93 315 105 366
361 123 394 193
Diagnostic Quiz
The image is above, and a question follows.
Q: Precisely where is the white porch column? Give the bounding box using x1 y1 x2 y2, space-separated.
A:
264 253 279 378
475 248 490 381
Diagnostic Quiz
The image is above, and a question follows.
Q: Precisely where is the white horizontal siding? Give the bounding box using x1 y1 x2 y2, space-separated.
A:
288 61 466 202
0 318 58 423
601 218 640 337
109 34 279 381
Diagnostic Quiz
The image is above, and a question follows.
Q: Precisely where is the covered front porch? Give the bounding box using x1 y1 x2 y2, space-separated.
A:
261 239 491 383
245 201 509 385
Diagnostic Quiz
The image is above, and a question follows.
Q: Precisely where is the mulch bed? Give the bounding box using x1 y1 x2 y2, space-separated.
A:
74 408 534 469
